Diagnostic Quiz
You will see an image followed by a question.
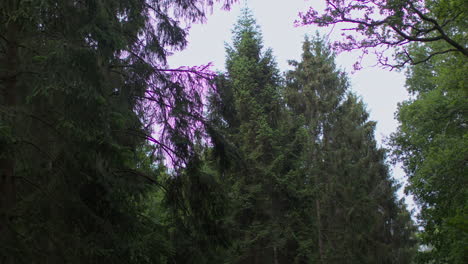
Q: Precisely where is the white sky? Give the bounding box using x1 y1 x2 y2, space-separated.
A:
168 0 416 213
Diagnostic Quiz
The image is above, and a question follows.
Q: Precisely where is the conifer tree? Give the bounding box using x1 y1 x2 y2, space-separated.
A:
285 36 416 263
0 1 234 263
208 9 289 263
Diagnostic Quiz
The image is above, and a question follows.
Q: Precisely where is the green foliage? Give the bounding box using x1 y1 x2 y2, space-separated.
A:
284 35 417 263
0 0 234 263
209 14 416 262
392 42 468 263
299 1 467 262
298 0 468 69
1 2 420 263
208 8 289 263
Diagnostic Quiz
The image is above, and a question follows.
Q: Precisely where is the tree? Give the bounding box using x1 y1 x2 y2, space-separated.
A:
391 42 467 263
208 8 290 263
297 0 468 69
298 2 467 262
0 0 235 262
284 36 347 263
285 36 417 263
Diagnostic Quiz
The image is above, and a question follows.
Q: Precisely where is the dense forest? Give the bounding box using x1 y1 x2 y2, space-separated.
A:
0 1 466 264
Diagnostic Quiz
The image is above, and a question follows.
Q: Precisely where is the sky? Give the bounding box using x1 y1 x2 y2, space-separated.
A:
168 0 415 213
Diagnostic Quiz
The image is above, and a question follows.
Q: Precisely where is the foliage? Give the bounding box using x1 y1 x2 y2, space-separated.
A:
297 1 467 262
391 42 467 263
0 2 422 263
0 0 234 263
297 0 468 69
284 35 416 263
208 12 416 261
208 9 288 263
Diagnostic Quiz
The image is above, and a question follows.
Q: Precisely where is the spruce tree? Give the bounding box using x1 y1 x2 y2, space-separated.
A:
0 1 234 263
208 9 288 263
285 36 416 263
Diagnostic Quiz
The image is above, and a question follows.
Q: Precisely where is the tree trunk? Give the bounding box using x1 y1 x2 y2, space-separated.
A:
273 246 278 264
315 198 324 263
310 133 325 264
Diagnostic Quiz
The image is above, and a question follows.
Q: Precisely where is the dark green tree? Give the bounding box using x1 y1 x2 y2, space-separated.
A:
208 9 290 263
285 36 417 263
0 1 234 263
283 36 347 263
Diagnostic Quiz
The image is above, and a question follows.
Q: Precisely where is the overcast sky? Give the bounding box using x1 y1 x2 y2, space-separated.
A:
168 0 415 212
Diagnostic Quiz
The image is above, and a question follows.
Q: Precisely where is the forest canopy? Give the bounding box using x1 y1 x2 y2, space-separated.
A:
1 1 465 263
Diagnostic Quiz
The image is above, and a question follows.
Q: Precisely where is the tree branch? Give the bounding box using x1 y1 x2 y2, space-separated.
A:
408 2 468 56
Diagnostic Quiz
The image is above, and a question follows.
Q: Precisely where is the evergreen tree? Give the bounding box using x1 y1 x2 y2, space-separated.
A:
285 36 417 263
0 1 233 263
208 9 288 263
